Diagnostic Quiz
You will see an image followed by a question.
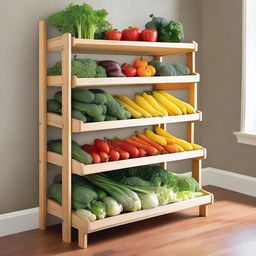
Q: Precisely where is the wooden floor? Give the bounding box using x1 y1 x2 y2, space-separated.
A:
1 186 256 256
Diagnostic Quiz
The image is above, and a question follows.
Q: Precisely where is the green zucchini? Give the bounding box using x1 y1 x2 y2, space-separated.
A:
72 89 95 104
47 99 61 113
105 115 117 121
72 109 87 122
72 101 103 119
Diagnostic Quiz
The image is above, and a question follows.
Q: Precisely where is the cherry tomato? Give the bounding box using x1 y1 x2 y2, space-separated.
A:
105 30 122 40
140 29 158 42
94 139 109 154
122 27 140 41
82 144 98 154
98 151 109 162
138 147 147 157
109 149 120 161
111 140 139 158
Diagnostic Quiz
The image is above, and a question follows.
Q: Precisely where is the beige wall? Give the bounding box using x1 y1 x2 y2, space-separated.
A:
199 0 256 177
0 0 201 213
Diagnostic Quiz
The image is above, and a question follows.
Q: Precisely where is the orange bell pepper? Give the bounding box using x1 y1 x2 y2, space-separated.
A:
136 65 156 77
134 57 148 69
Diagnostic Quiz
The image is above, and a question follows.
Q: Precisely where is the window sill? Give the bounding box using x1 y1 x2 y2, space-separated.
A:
233 131 256 146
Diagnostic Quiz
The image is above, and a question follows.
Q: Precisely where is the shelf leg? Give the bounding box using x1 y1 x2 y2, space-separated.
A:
61 33 72 243
78 230 88 249
199 205 208 217
39 20 47 230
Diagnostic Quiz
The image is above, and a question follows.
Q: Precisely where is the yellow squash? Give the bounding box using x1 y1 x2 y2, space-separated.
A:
158 90 187 114
144 129 167 146
115 98 143 118
152 91 182 115
175 144 185 152
142 92 168 116
191 143 202 150
135 94 162 117
154 126 193 150
116 96 152 118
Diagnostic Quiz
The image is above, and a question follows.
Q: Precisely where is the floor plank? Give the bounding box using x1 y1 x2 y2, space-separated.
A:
0 186 255 256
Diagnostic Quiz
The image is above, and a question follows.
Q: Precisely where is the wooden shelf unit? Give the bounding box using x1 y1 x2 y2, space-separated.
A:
39 20 213 249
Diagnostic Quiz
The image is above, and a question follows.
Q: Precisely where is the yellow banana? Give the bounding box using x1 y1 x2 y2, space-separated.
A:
144 129 167 146
154 127 193 150
115 98 143 118
135 94 162 117
158 90 187 114
191 143 202 150
142 93 168 116
116 96 152 118
175 144 185 152
152 91 182 115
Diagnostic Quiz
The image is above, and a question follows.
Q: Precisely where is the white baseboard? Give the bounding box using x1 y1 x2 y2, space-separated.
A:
1 167 256 237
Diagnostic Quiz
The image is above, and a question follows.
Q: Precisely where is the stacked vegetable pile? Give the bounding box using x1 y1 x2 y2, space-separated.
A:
48 127 203 165
47 88 131 123
48 165 203 222
48 3 184 43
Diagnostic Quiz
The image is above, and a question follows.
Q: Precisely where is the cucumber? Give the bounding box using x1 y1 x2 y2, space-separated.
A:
105 115 117 121
55 91 62 104
93 115 105 122
93 93 107 105
72 101 103 119
72 89 95 104
47 99 61 113
48 140 93 165
72 109 87 122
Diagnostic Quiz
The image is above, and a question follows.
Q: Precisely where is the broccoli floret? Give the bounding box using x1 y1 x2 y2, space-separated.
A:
173 63 190 76
159 64 177 76
95 65 107 78
77 58 97 77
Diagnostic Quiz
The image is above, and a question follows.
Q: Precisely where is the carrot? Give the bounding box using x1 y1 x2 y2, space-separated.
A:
135 131 166 153
125 138 159 156
130 136 150 146
165 144 179 153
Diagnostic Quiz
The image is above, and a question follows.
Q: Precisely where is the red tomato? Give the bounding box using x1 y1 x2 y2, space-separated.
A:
98 151 109 162
138 147 147 157
82 144 98 154
122 27 140 41
109 149 120 161
94 139 109 154
105 30 122 40
108 142 130 159
140 29 158 42
91 152 101 164
121 63 137 77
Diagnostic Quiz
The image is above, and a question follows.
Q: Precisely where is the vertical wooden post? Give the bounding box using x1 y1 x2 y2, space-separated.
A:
78 230 88 249
154 56 167 169
187 44 208 217
39 20 47 230
61 33 72 243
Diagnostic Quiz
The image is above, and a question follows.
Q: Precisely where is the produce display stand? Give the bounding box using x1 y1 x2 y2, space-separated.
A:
39 20 213 249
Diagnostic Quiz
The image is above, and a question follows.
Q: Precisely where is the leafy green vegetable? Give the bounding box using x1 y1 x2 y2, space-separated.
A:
137 192 159 209
159 20 184 43
76 209 96 222
90 201 106 220
48 3 111 39
120 177 153 187
159 64 177 76
177 191 203 201
173 63 190 76
86 174 141 212
102 196 123 216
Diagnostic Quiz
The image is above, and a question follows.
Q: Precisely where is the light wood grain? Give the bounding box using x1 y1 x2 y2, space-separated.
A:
61 33 72 243
47 36 64 52
47 112 202 132
47 149 206 175
38 20 47 231
72 38 197 56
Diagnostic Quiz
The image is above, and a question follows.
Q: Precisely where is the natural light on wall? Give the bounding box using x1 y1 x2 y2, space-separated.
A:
234 0 256 145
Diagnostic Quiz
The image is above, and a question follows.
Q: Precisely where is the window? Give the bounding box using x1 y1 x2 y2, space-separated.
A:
234 0 256 145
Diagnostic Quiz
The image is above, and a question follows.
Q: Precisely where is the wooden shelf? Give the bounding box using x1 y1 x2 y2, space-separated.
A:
47 37 197 56
47 190 213 233
47 74 200 87
47 112 202 132
47 149 206 175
